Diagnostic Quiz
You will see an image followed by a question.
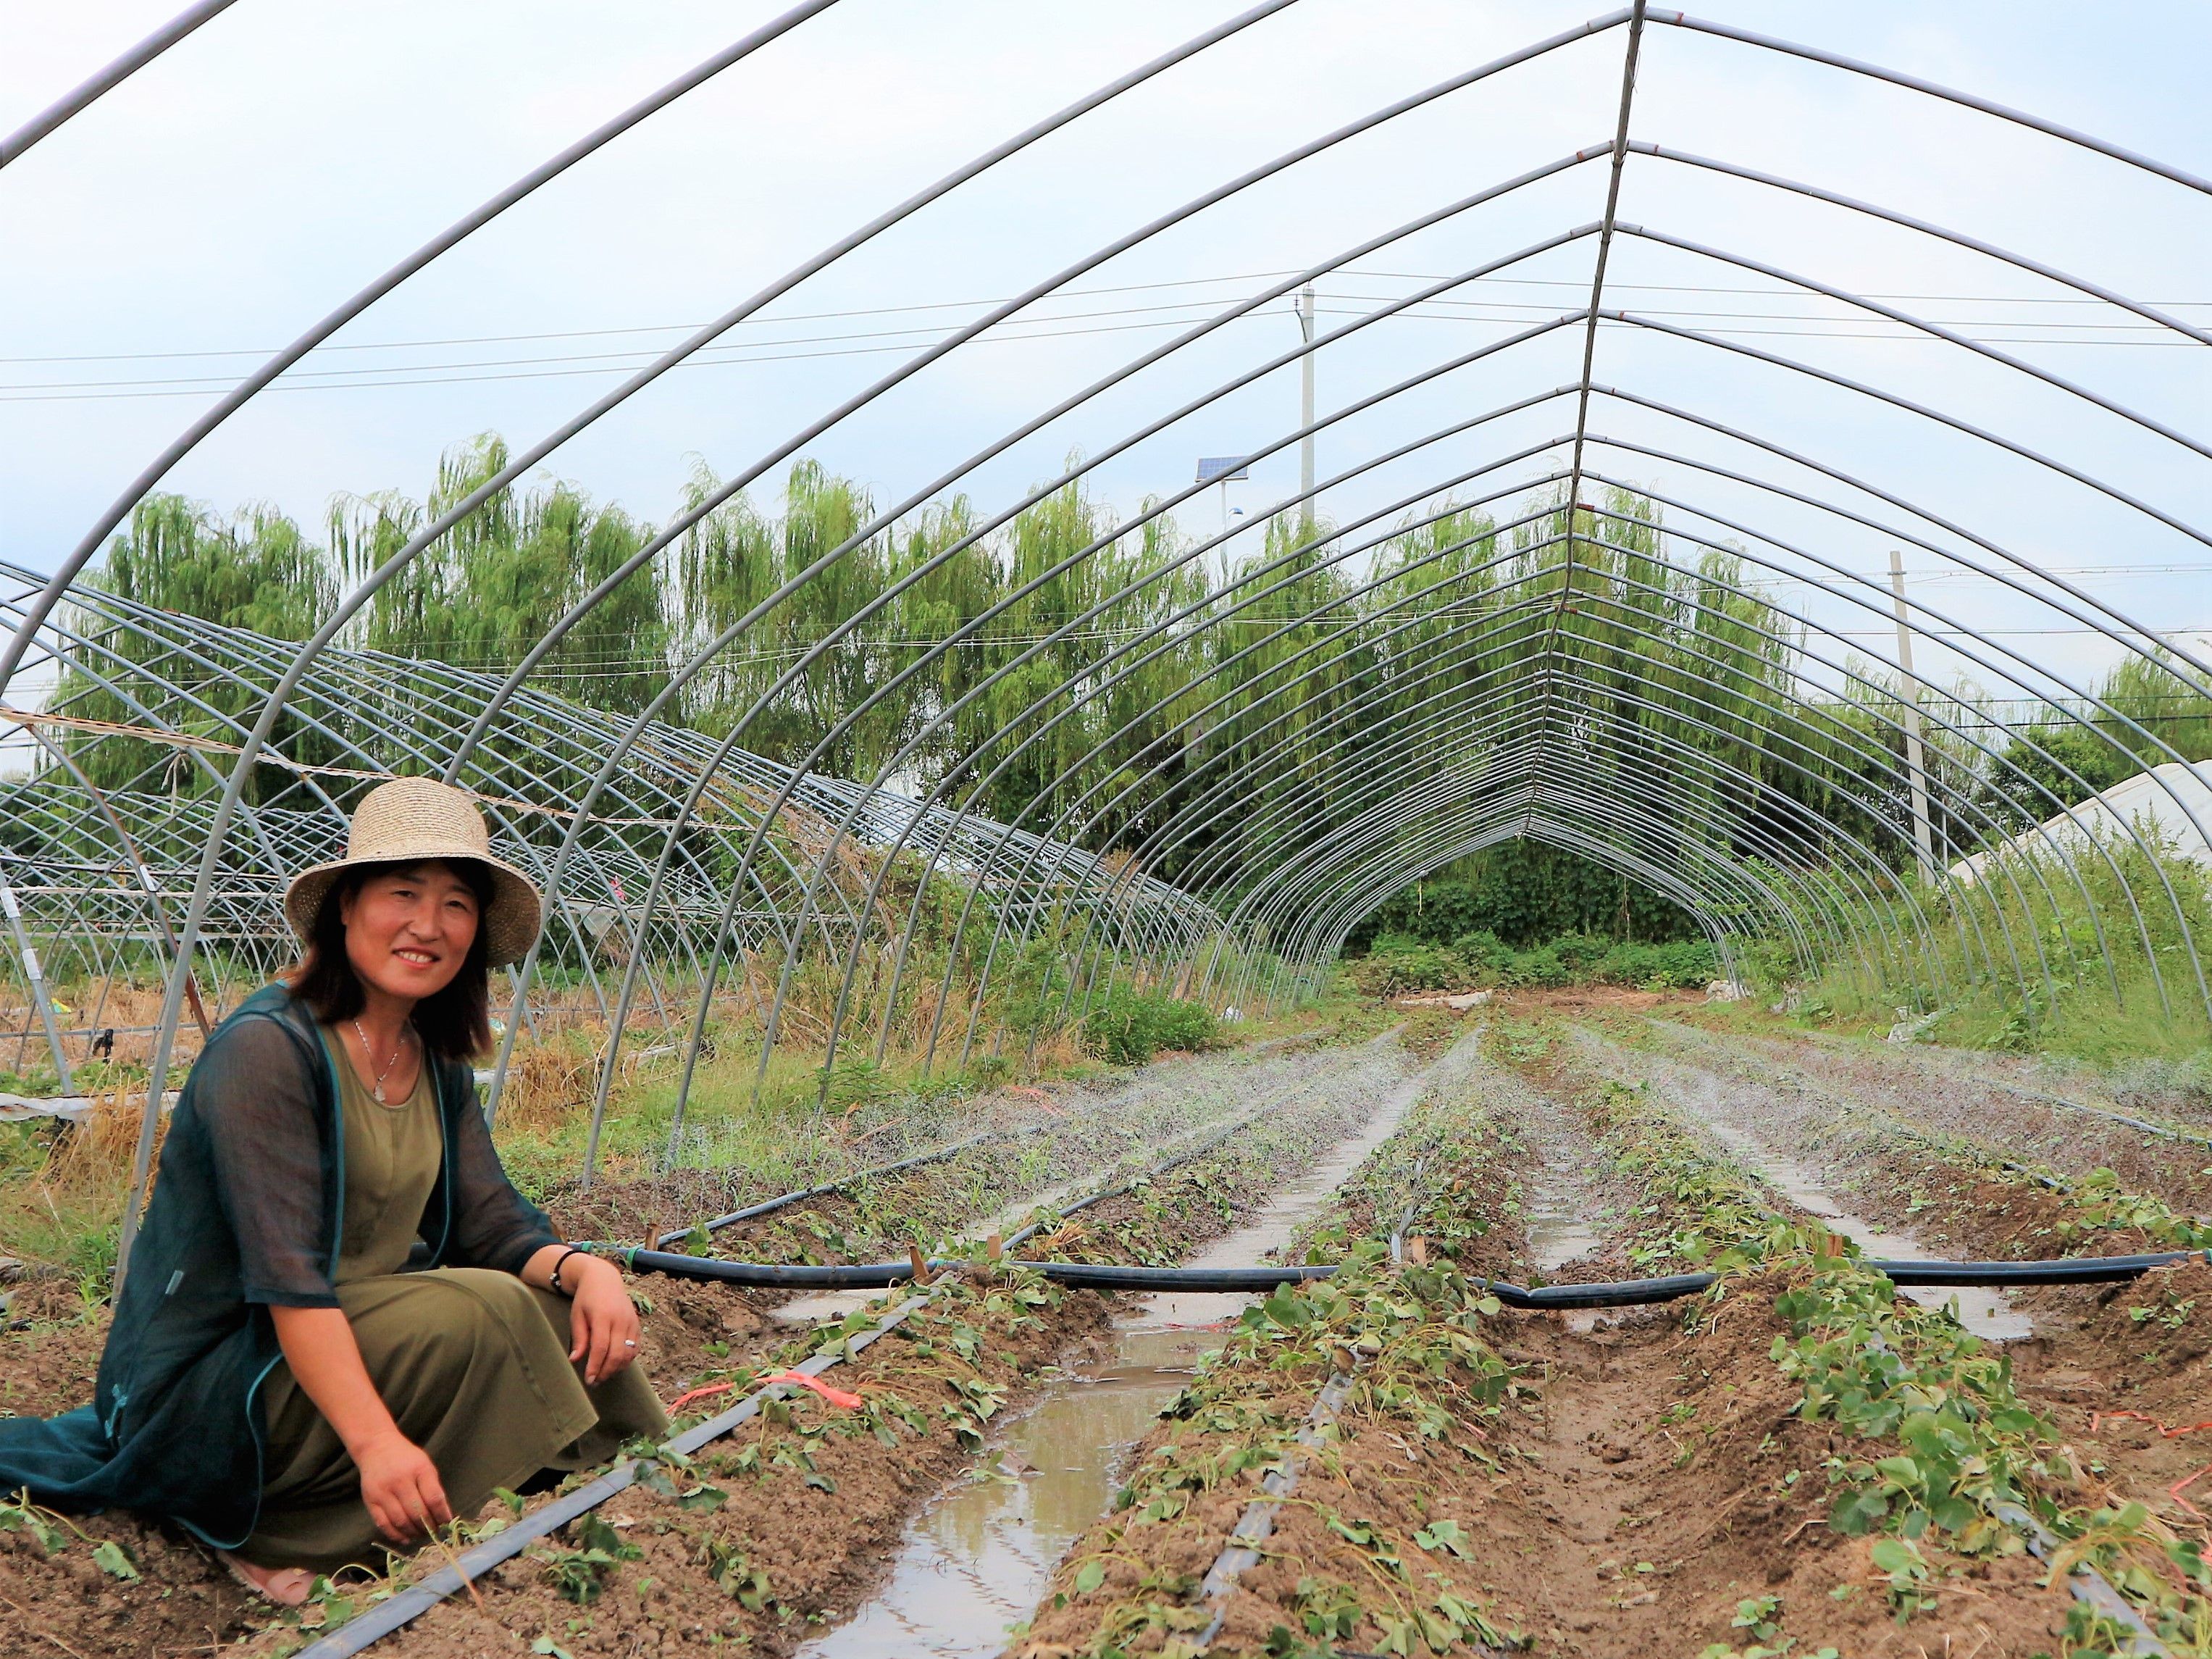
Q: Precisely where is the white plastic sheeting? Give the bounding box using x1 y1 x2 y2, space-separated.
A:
1949 762 2212 886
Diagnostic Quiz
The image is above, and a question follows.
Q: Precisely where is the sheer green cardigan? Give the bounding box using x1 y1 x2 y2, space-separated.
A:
0 983 561 1547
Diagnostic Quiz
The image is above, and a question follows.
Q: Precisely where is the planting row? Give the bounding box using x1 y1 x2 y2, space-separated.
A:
1496 1010 2212 1655
1010 1008 2211 1655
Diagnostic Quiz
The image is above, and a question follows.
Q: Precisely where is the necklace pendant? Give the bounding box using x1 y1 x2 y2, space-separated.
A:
372 1080 387 1104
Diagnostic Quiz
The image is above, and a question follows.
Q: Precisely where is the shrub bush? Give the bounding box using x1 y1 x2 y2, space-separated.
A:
1346 932 1718 994
1082 992 1219 1064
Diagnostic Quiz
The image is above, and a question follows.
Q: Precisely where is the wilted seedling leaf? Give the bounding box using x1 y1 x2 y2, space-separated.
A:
1414 1518 1473 1558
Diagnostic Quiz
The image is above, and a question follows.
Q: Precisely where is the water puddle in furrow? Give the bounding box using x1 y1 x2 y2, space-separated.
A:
1691 1110 2033 1342
1518 1104 1607 1330
793 1064 1438 1658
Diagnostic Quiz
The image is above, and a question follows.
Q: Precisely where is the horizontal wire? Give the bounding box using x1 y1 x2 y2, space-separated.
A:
8 265 2204 369
10 301 2205 405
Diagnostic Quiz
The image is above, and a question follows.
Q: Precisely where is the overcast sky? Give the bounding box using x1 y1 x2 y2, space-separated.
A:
4 1 2208 705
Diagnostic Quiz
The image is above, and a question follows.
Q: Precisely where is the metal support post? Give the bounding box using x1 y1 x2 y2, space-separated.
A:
1297 282 1316 533
0 870 75 1095
1889 548 1936 883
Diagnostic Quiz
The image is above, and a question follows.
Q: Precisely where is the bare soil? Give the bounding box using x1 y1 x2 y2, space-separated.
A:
2011 1258 2212 1531
1012 1281 2074 1657
1465 1289 2069 1658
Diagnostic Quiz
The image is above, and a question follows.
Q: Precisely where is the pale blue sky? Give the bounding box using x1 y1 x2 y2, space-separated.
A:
4 1 2207 706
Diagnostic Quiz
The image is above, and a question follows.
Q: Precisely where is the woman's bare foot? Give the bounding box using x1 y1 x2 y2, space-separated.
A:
219 1551 316 1606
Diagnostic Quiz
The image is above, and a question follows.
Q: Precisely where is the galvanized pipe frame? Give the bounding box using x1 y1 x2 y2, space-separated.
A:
1195 699 1919 1012
0 719 213 1045
1117 656 1880 983
1141 566 2053 1021
595 109 2212 1098
1240 743 1823 973
1 5 2206 1250
1027 662 1894 1045
1260 735 1925 983
1097 606 2017 1021
1066 422 2194 1021
2 583 742 1028
0 594 312 964
0 0 242 170
1270 788 1790 1006
942 540 1946 1053
1160 670 1914 976
472 35 1651 1134
951 473 2070 969
1559 469 2208 1011
1579 417 2209 994
974 506 2155 1042
1543 485 2171 998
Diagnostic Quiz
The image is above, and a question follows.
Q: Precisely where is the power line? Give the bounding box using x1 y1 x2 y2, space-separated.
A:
7 265 2203 368
9 298 2202 406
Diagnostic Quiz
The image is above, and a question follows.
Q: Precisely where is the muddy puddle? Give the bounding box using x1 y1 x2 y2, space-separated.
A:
793 1052 1444 1657
1512 1077 1610 1329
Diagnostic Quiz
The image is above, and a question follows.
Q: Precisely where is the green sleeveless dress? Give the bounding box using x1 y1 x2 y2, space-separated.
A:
239 1030 667 1570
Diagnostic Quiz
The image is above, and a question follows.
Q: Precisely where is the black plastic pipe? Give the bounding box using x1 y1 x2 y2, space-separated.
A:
1865 1250 2206 1286
613 1247 2212 1303
656 1126 1008 1245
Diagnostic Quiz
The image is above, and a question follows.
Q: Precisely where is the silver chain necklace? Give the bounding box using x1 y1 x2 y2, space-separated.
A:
350 1017 409 1104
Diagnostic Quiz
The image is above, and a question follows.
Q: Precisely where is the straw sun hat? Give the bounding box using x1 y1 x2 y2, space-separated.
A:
282 777 544 969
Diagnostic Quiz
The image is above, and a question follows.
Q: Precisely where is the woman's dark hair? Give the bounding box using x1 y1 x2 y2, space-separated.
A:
288 858 495 1061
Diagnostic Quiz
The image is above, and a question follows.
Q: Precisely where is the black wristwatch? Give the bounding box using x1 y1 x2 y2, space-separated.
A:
548 1247 589 1295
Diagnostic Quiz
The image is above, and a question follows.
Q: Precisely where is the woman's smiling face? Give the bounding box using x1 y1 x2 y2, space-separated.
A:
338 861 480 1006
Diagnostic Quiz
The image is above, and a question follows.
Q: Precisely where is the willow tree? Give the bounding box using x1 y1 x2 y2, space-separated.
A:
56 494 335 806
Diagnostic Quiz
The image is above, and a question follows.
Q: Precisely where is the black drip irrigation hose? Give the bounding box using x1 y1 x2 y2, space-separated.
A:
646 1124 1016 1248
611 1245 2212 1305
612 1096 1265 1258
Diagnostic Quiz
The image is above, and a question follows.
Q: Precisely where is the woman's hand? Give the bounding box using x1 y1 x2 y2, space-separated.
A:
270 1305 448 1546
353 1429 451 1545
565 1255 643 1386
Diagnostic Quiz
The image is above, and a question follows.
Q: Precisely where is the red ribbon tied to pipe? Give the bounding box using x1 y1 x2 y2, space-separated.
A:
664 1369 864 1417
767 1369 864 1410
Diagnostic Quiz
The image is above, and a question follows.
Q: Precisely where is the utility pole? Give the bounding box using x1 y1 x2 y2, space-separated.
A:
1888 548 1936 882
1297 282 1316 536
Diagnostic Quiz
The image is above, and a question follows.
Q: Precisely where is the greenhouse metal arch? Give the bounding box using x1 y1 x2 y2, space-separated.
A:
0 3 2205 1284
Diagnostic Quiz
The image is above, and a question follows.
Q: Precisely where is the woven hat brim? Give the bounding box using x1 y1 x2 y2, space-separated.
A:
283 848 543 969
